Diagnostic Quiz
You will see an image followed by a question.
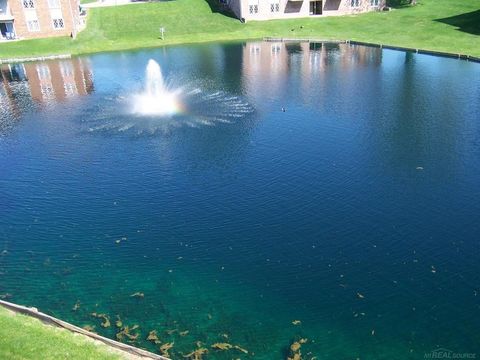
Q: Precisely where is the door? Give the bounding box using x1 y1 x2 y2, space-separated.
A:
309 1 322 15
0 23 7 37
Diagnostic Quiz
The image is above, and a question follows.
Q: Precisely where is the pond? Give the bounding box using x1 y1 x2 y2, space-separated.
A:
0 42 479 359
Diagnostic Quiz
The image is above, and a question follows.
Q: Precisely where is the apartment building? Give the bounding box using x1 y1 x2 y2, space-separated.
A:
0 0 80 40
228 0 386 22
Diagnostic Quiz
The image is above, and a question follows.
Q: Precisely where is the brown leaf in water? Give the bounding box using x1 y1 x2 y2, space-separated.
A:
147 330 159 342
183 347 208 360
159 342 174 356
211 343 233 351
290 342 301 352
100 315 110 328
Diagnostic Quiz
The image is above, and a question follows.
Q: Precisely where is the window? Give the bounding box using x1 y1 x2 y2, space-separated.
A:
24 7 39 31
22 0 34 8
60 61 74 77
250 44 260 55
270 0 280 12
271 44 281 54
52 18 64 29
351 0 360 7
27 19 39 31
47 0 60 8
37 64 51 80
64 82 77 96
370 0 379 5
248 0 259 14
40 83 55 99
51 8 64 29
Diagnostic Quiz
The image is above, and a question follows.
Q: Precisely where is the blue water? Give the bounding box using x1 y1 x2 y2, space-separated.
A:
1 42 480 359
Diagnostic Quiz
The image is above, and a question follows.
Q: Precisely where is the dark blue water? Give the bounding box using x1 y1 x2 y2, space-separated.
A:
1 42 480 359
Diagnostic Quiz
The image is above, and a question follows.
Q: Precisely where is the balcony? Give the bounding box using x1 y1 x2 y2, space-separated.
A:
0 1 15 41
0 14 14 21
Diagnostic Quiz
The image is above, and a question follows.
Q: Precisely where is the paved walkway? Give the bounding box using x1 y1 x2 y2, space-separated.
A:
82 0 150 8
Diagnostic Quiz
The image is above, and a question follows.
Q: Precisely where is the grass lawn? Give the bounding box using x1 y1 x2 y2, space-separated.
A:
0 0 479 59
0 306 122 360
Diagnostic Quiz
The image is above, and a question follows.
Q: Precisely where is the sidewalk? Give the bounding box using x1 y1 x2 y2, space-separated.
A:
82 0 150 8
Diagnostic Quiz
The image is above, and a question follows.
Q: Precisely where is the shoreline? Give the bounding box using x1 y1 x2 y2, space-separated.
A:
0 299 167 360
1 38 479 64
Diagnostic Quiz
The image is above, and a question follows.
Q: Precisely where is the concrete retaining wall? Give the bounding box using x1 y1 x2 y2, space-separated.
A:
0 299 168 360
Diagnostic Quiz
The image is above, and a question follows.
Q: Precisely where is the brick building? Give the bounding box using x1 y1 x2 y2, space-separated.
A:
228 0 386 22
0 0 80 40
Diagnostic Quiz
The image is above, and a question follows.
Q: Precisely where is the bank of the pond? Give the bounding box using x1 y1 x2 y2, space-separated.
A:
0 0 478 60
0 300 166 360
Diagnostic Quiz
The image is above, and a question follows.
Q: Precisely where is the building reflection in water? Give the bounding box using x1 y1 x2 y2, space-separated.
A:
241 41 382 103
0 58 93 114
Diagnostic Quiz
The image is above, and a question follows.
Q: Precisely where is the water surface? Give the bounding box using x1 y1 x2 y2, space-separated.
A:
1 42 480 359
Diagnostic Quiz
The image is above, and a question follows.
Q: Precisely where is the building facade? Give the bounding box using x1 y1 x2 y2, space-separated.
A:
228 0 386 22
0 0 80 40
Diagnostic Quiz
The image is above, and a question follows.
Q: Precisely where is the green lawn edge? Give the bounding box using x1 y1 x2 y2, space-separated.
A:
0 306 123 360
0 0 479 60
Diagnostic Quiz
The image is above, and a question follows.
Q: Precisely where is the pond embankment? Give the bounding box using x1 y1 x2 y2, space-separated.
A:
0 300 167 360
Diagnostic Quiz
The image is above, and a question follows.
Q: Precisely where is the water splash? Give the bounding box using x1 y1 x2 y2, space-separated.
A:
131 59 181 116
82 59 254 135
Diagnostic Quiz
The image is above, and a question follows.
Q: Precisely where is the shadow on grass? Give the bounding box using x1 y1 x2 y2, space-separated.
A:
203 0 238 19
435 9 480 35
386 0 412 9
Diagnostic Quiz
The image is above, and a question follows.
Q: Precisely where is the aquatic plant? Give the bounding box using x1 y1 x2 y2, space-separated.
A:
115 315 122 328
147 330 161 344
116 325 140 342
159 342 174 357
211 342 233 351
287 338 308 360
91 313 111 328
183 347 208 360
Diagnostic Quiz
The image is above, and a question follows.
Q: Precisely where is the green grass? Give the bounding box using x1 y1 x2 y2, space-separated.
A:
0 306 123 360
0 0 479 59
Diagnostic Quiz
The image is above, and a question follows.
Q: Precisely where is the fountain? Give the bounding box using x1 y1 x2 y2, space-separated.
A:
132 59 181 116
83 59 253 134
